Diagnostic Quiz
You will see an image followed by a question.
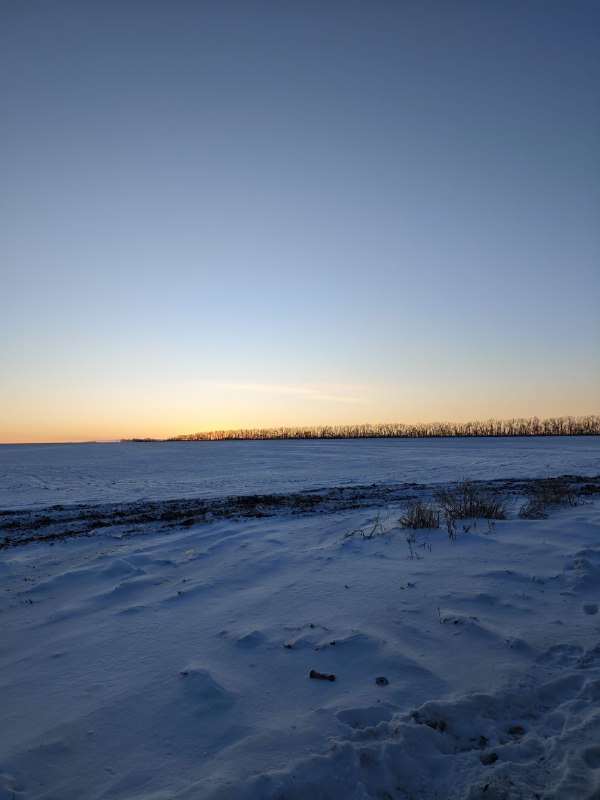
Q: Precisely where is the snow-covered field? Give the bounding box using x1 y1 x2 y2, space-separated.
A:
1 440 600 799
2 437 599 509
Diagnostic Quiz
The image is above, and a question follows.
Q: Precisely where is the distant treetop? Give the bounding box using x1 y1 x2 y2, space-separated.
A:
123 415 599 442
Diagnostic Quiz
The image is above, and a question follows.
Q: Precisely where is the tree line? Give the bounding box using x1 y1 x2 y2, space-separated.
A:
123 415 599 442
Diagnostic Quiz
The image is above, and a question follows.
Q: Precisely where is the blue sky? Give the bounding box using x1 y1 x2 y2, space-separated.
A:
1 0 599 441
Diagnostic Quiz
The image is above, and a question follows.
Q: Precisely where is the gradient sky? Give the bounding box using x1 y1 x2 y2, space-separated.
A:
1 0 599 442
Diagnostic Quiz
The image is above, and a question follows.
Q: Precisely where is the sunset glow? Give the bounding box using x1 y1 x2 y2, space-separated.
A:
1 1 598 443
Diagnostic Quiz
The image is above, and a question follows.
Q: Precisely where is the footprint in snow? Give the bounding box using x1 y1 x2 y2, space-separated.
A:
336 705 393 730
583 746 600 769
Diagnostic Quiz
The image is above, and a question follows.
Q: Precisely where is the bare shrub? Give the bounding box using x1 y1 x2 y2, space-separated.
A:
519 479 578 519
434 481 507 522
399 501 440 530
343 512 385 540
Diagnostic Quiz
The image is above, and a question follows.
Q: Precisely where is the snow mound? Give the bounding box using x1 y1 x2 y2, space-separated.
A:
179 664 235 710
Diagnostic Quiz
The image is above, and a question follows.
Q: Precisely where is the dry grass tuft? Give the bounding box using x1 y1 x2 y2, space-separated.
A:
434 481 507 522
519 479 578 519
399 501 440 530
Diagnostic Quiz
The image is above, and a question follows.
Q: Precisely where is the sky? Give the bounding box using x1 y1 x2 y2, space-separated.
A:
1 0 599 443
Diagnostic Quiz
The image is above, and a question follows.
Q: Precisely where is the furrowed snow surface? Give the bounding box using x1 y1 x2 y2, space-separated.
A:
1 477 600 798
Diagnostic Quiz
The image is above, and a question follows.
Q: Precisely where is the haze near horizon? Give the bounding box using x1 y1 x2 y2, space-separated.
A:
1 0 599 443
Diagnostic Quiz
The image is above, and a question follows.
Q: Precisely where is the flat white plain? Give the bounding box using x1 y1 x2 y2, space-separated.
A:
1 437 599 508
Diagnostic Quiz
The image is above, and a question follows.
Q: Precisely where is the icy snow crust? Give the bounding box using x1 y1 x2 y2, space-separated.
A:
1 437 599 509
1 442 600 799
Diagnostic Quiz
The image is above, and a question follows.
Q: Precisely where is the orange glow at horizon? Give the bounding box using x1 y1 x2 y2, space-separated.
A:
2 372 599 444
3 406 599 444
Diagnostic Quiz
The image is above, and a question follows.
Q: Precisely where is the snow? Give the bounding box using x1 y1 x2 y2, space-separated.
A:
1 436 599 509
1 441 599 798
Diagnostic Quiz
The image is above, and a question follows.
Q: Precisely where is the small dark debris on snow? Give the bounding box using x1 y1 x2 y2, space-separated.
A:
375 676 389 686
309 669 335 682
